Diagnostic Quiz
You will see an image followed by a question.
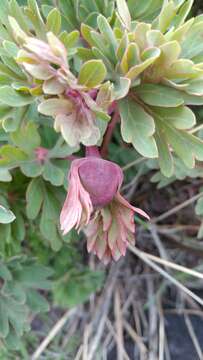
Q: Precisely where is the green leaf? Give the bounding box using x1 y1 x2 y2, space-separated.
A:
0 145 27 168
58 0 78 31
0 86 34 107
49 142 78 158
81 23 95 47
120 42 139 73
9 0 29 33
154 123 174 177
39 188 62 251
8 16 27 44
3 41 19 57
4 328 22 350
90 30 114 63
46 8 61 35
155 115 203 169
2 117 19 133
126 47 161 80
53 270 104 308
119 97 157 157
113 77 131 100
181 21 203 60
11 122 41 154
21 161 43 178
0 169 12 182
158 1 176 33
0 224 11 251
0 0 9 25
136 84 184 107
97 15 117 52
2 106 27 133
43 161 65 186
60 30 79 49
173 0 193 28
3 281 26 303
183 93 203 105
26 289 49 313
15 264 53 290
186 79 203 96
4 296 28 336
26 178 44 220
1 55 26 79
0 206 15 224
0 298 9 338
77 47 94 61
11 208 25 242
0 262 12 281
116 0 131 29
40 217 62 251
25 0 46 40
78 60 107 88
92 46 114 72
0 256 52 348
153 106 196 130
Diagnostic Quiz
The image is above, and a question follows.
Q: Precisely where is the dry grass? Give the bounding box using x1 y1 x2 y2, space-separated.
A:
30 176 203 360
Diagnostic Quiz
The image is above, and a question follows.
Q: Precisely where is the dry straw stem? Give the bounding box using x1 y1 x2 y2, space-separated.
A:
184 314 203 360
147 274 158 360
123 321 148 360
114 288 125 360
128 244 203 307
31 308 77 359
149 225 170 263
141 250 203 280
152 192 203 223
106 318 130 360
137 225 203 280
122 157 146 171
87 263 121 360
75 345 84 360
158 300 165 360
150 223 203 359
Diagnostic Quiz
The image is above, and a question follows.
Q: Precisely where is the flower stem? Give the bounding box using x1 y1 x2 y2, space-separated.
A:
85 146 101 157
101 110 120 158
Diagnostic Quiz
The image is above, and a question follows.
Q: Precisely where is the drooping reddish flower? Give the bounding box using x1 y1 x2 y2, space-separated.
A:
60 148 149 263
9 18 113 148
38 90 102 147
84 193 149 264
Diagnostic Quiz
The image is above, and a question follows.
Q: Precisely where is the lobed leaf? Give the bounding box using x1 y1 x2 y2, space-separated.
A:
78 60 107 88
119 97 158 158
135 84 184 107
0 206 15 224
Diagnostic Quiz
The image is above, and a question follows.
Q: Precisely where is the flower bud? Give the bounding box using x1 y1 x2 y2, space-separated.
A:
78 157 123 207
60 155 149 263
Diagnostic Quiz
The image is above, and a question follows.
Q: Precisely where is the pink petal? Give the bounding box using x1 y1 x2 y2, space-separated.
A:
115 193 150 220
94 235 107 260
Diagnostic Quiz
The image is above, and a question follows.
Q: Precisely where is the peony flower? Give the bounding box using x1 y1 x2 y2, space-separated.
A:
60 149 149 263
84 193 148 264
9 18 112 148
38 90 105 147
38 85 112 147
16 32 71 94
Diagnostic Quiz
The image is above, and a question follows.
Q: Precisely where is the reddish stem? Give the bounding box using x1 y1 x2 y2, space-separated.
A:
35 147 49 163
65 155 78 161
101 110 120 158
85 146 101 157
